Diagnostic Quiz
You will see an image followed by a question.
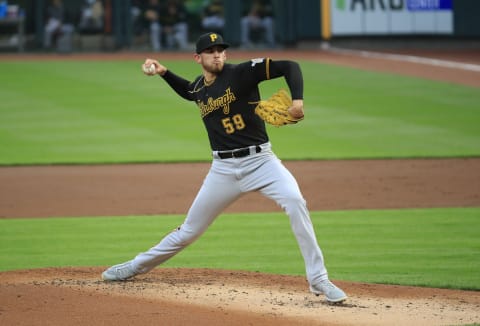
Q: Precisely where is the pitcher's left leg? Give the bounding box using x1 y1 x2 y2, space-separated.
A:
247 157 327 284
253 157 346 302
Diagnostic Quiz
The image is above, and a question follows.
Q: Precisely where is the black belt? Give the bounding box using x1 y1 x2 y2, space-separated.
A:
217 145 262 159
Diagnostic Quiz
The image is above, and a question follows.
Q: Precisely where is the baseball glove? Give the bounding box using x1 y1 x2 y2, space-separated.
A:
254 89 303 126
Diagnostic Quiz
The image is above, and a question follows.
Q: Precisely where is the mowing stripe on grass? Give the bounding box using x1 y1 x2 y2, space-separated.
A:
1 208 478 290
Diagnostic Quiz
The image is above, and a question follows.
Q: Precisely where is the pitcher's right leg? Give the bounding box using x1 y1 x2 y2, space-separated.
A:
102 162 242 280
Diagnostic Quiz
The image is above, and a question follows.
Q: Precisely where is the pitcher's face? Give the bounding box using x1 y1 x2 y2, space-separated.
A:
195 46 227 74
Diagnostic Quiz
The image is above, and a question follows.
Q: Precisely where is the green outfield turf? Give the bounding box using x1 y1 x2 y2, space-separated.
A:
1 208 479 290
1 60 479 164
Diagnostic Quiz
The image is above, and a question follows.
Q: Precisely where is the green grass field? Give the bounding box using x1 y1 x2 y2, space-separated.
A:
0 58 479 291
1 60 479 164
0 208 478 290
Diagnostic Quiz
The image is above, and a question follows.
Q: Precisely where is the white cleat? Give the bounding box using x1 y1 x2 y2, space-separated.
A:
310 279 347 303
102 261 138 281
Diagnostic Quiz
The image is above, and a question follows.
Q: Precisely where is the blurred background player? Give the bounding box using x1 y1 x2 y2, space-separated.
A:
78 0 104 34
43 0 74 50
144 0 188 51
240 0 275 48
201 0 224 35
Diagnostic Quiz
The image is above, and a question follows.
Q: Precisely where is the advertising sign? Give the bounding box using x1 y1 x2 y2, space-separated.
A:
331 0 453 35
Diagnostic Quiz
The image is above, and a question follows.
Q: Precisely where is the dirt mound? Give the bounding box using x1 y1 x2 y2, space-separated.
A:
1 268 479 326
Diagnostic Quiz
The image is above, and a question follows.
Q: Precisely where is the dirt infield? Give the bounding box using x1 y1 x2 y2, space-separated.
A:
1 48 480 325
1 158 480 218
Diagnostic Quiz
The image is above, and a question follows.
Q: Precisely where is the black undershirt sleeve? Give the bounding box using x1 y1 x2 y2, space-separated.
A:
161 70 194 101
267 60 304 100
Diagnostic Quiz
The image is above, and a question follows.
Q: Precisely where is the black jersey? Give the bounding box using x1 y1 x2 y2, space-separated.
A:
189 59 271 150
162 58 303 151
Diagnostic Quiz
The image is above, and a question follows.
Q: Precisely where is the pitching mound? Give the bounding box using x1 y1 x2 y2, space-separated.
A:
1 267 479 326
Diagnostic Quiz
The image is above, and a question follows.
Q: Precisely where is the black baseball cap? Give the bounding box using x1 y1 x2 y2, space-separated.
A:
195 32 230 54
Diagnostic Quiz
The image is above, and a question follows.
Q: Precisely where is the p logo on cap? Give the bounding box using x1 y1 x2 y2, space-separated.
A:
195 32 230 54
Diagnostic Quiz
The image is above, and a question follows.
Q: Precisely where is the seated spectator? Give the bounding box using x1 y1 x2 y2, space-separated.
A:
130 0 144 37
201 0 224 35
43 0 74 50
160 0 189 50
144 0 188 51
78 0 104 33
144 0 162 51
241 0 275 48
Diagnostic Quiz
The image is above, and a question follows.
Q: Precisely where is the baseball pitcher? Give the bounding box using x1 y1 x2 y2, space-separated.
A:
102 32 347 303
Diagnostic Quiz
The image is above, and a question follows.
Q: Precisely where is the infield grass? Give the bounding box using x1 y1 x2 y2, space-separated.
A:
1 60 479 164
1 207 479 291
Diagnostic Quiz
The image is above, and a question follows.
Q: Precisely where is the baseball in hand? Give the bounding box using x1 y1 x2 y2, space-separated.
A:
143 63 156 74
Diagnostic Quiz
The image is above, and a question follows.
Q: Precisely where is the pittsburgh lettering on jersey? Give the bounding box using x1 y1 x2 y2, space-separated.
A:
198 87 237 117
